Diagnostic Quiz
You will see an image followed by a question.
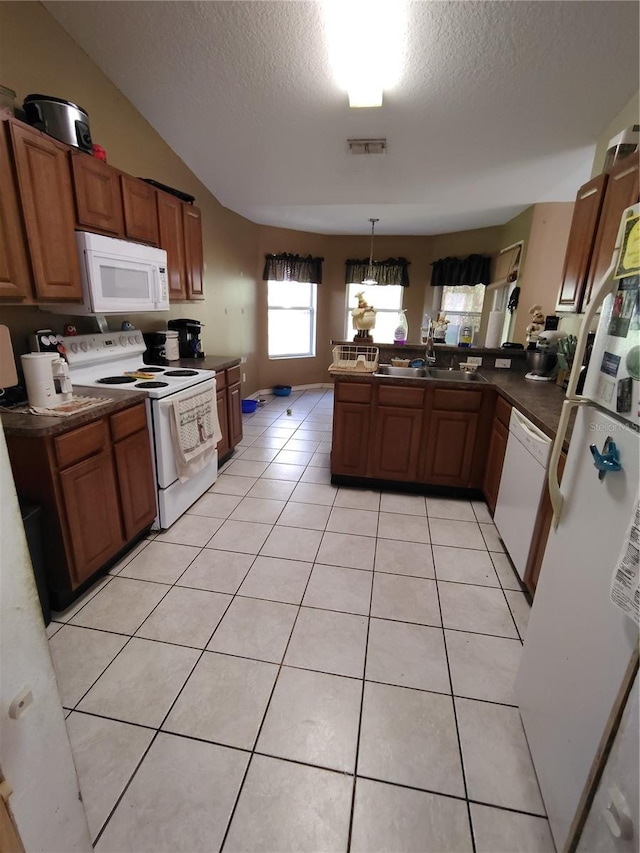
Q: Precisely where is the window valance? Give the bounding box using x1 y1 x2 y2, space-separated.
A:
263 253 324 284
430 254 491 287
345 258 410 287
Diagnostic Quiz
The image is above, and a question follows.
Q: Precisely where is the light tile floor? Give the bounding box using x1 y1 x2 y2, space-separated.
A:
48 388 554 852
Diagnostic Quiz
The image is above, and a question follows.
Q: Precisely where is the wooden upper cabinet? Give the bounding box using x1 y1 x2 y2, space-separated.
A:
121 174 159 245
584 155 640 307
71 153 124 236
9 123 82 301
0 121 32 300
183 204 204 299
556 173 608 313
157 190 187 299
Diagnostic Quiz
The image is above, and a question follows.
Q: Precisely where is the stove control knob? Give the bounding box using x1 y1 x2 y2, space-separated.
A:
80 342 89 352
119 335 128 346
134 334 143 345
70 342 79 354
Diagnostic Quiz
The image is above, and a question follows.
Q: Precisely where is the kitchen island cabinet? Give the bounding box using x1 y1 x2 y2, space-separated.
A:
331 376 494 490
4 398 156 609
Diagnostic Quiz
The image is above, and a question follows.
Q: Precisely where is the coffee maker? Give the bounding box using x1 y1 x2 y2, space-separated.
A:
167 319 205 359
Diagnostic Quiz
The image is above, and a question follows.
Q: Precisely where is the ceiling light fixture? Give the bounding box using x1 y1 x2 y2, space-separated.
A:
363 218 380 285
323 1 407 109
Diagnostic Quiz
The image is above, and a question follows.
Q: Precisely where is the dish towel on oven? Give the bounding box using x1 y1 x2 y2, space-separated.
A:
169 386 221 481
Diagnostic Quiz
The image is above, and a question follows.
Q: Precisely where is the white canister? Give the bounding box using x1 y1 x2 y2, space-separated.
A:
165 330 179 361
21 353 65 408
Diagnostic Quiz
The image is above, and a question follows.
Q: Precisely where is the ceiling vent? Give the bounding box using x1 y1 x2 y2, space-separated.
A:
348 138 387 155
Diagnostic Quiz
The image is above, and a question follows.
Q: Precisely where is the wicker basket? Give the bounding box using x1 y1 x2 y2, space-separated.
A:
329 345 379 374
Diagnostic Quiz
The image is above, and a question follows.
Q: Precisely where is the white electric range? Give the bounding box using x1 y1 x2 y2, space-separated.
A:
63 331 217 529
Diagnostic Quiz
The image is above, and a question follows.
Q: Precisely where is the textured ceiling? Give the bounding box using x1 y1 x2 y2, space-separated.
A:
45 1 639 235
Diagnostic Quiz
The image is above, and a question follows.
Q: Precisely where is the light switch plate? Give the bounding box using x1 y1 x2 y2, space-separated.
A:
495 358 512 369
467 356 483 366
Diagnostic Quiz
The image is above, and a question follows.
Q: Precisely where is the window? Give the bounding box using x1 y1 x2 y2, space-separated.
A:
268 280 317 359
439 283 486 343
345 283 403 342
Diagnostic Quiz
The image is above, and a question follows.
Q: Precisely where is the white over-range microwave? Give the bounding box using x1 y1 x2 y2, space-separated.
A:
48 231 169 315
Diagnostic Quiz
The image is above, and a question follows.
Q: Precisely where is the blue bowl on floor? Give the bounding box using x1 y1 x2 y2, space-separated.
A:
241 399 258 413
273 385 292 397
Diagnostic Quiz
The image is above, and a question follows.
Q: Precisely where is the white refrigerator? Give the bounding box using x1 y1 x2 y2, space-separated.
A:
516 204 639 851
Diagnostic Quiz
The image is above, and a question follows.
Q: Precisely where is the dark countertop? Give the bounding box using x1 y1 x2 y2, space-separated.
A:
176 355 241 372
1 387 147 438
331 368 573 448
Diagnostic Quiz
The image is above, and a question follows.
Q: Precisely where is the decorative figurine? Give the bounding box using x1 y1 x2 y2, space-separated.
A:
351 291 377 343
432 313 449 343
525 304 546 346
121 321 135 331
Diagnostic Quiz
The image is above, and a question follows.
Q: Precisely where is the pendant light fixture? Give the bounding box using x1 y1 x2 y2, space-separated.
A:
362 218 379 285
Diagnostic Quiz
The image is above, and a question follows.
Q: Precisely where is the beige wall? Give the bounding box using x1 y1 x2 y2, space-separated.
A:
0 1 261 389
512 203 574 343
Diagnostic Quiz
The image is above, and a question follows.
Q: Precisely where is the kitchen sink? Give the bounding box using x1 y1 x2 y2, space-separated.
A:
375 364 487 382
376 365 427 377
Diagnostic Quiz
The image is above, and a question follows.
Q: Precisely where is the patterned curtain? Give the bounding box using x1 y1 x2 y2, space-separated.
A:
430 254 491 287
344 257 411 286
263 253 323 284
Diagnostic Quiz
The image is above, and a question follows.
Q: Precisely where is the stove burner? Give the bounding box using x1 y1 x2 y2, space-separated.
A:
163 369 199 377
98 376 137 385
135 381 170 389
139 366 165 373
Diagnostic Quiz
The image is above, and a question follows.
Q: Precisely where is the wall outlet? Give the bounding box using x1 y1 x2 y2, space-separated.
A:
468 356 483 366
240 356 247 364
495 358 512 369
242 372 246 383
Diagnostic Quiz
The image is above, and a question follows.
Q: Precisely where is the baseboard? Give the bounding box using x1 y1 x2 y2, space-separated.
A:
254 383 333 396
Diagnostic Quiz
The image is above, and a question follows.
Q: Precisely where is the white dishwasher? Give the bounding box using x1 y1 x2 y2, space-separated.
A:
494 408 553 581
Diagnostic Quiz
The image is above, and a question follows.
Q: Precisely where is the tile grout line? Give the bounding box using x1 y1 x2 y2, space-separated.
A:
217 499 329 853
345 513 376 853
430 522 477 853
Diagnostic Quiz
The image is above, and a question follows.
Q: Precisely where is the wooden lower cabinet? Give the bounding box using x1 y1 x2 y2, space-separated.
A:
482 416 509 513
59 449 124 586
331 379 493 489
215 364 243 464
523 450 567 597
421 410 478 486
113 428 157 540
331 402 371 476
371 406 423 481
5 402 156 608
228 381 243 447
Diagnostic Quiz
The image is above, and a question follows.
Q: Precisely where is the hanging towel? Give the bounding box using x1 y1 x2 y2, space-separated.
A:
170 386 221 482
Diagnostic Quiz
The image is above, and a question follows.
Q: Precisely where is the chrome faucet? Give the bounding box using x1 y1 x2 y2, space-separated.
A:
425 334 436 365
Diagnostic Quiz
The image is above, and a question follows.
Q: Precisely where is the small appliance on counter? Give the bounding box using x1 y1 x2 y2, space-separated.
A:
21 353 72 408
143 330 180 365
29 329 65 354
168 319 205 359
23 94 93 152
525 330 568 381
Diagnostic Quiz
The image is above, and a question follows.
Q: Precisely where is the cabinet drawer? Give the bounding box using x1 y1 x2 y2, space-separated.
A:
226 364 241 386
495 394 512 428
378 385 425 408
336 382 372 404
433 388 482 412
55 419 108 469
110 403 147 443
